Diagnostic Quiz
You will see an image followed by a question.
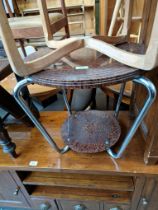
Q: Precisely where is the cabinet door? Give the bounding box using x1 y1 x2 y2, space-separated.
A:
0 171 29 208
104 203 130 210
57 200 102 210
137 178 158 210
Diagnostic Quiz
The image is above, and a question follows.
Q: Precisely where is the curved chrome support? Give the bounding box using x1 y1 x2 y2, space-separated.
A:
114 82 126 119
13 77 70 154
62 89 72 116
107 76 156 159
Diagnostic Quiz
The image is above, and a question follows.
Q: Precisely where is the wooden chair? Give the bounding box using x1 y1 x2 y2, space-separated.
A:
108 0 142 39
0 0 156 158
100 0 137 110
3 0 70 41
2 0 70 107
99 0 142 39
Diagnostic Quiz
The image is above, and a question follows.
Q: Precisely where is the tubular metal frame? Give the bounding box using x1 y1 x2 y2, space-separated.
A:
107 76 156 158
114 82 126 119
13 76 156 158
13 77 70 154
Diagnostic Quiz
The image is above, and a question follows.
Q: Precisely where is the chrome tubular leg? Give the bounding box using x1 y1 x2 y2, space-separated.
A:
13 78 70 154
114 82 126 119
62 89 72 139
62 89 72 116
107 76 156 158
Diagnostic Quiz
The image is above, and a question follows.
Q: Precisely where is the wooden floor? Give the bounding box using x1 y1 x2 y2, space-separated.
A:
0 111 158 176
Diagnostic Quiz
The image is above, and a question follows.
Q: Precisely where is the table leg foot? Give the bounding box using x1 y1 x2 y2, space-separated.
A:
0 119 17 158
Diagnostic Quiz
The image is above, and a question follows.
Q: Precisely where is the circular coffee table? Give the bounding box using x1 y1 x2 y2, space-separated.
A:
14 43 156 158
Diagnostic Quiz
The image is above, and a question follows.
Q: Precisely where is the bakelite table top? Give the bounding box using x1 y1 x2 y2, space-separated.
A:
25 44 143 89
0 111 158 176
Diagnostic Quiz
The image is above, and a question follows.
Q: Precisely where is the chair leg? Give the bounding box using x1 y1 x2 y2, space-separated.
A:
13 77 70 154
107 76 156 158
65 24 70 38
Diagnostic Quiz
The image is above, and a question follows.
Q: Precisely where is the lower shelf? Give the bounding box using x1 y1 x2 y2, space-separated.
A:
29 185 132 204
21 171 134 191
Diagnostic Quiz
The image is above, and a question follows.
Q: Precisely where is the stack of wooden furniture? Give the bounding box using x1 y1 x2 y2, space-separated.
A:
99 0 143 38
2 0 70 106
16 0 95 36
4 0 70 51
1 1 158 210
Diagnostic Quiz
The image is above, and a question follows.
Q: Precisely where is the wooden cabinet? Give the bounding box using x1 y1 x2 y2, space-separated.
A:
20 171 133 208
136 178 158 210
0 112 158 209
0 170 156 210
0 171 29 208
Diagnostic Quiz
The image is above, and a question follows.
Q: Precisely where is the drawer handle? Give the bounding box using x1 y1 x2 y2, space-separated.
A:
13 186 20 196
109 207 122 210
112 194 121 199
74 204 87 210
40 202 51 210
142 197 148 206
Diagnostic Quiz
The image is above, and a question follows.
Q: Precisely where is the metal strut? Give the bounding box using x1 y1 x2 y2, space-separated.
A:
114 82 126 119
13 77 70 154
62 88 72 116
107 76 156 158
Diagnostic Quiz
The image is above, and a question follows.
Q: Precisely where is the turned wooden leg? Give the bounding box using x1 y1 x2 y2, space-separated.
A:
0 117 17 158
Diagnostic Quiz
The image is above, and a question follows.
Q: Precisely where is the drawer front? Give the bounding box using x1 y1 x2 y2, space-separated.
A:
104 203 130 210
31 198 58 210
57 200 102 210
0 171 29 208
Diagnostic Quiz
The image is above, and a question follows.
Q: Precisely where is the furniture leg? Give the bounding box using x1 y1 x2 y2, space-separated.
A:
13 77 70 154
90 88 96 109
15 75 40 119
0 117 17 158
106 95 110 110
64 24 70 38
99 0 108 35
0 85 33 126
62 89 72 115
108 0 122 36
18 39 27 57
129 82 137 118
107 76 156 159
114 82 126 118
